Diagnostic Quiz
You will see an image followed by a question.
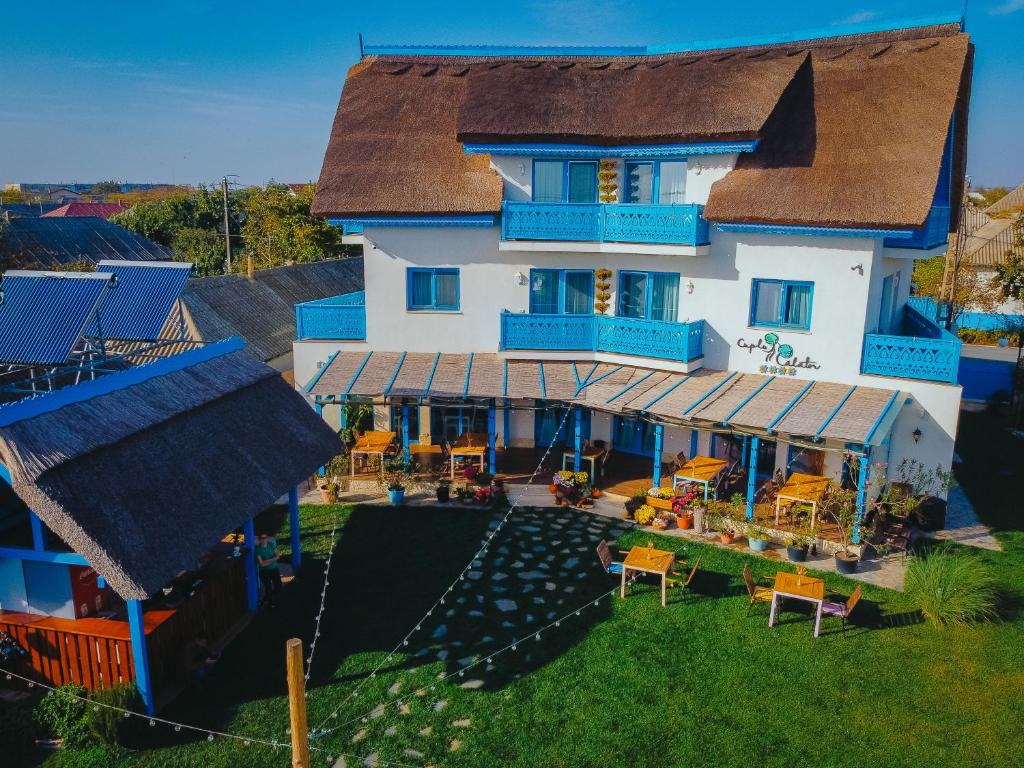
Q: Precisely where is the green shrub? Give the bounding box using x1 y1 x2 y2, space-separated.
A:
34 682 91 746
0 699 36 760
86 684 142 748
904 547 998 627
51 745 119 768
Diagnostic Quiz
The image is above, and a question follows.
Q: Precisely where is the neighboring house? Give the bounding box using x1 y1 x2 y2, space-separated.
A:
953 183 1024 315
0 216 172 268
0 265 341 714
287 183 315 196
0 203 61 219
41 202 130 219
168 257 364 379
299 19 972 528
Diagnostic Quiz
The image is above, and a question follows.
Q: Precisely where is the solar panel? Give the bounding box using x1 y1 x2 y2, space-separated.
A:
0 271 114 365
89 260 193 340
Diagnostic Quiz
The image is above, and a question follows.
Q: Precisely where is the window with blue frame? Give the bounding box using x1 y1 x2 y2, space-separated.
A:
624 160 687 204
617 271 679 322
532 161 598 203
612 415 659 455
749 279 813 330
530 269 594 314
407 268 460 311
389 404 420 444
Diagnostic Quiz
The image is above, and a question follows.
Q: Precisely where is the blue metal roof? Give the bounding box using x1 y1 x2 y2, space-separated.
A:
0 271 114 365
88 260 192 340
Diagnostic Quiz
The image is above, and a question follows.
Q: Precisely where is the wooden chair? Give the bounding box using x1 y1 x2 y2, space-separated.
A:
742 563 774 614
822 585 862 634
596 540 624 575
667 555 701 592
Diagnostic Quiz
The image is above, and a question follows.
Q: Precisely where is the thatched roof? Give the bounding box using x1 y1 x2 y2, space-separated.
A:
313 22 971 231
0 342 343 600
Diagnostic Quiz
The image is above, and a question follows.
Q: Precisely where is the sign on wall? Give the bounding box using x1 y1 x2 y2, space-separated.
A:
736 332 821 376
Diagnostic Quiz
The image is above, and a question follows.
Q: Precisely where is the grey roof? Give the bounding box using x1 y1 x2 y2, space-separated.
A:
177 257 364 362
0 216 173 268
0 344 343 599
308 352 902 446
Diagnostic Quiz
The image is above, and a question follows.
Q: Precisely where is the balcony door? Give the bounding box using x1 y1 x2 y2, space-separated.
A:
617 271 680 322
532 160 598 203
624 160 687 204
877 271 901 334
535 407 590 448
530 269 594 315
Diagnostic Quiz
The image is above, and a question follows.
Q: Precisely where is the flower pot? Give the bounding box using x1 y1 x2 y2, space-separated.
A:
786 544 809 563
591 489 602 498
320 486 337 504
719 532 736 545
646 495 674 511
436 486 450 503
387 488 405 505
835 551 860 574
692 507 706 534
749 537 769 552
652 519 668 531
676 514 694 530
548 484 558 494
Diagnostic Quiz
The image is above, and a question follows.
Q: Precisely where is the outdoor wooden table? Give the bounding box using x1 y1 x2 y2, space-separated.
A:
672 456 729 500
450 432 489 479
561 447 603 482
620 545 675 608
350 430 397 475
768 570 826 637
775 472 831 528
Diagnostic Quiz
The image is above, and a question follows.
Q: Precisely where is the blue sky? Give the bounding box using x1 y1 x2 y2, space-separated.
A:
3 1 1022 188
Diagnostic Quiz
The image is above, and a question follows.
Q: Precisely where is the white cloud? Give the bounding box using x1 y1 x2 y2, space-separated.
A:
836 10 878 25
991 0 1024 14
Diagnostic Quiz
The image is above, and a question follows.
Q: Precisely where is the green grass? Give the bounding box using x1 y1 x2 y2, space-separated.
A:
13 411 1024 767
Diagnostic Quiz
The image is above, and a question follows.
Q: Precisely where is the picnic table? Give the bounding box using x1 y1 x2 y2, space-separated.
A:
775 472 831 528
450 432 489 479
620 544 676 608
350 430 397 475
768 570 826 637
672 456 728 500
561 447 604 482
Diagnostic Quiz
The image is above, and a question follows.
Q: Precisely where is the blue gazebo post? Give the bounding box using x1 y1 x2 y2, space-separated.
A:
288 487 302 569
244 517 259 612
689 429 698 459
487 402 497 472
458 407 465 437
401 404 411 463
853 447 871 543
745 436 760 519
126 599 154 715
573 407 583 472
652 423 664 488
503 405 510 450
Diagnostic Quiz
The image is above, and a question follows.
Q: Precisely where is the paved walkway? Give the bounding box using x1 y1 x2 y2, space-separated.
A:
931 485 1001 551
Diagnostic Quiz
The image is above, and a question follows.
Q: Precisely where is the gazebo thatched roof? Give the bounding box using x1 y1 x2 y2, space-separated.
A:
0 340 343 600
312 21 971 232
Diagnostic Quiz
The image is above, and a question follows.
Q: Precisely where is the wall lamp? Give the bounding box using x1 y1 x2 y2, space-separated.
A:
912 428 922 443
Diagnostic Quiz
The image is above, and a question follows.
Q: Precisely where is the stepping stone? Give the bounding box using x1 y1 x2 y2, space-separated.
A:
522 584 535 593
521 553 533 560
476 595 484 603
453 719 472 728
526 613 534 623
519 571 546 580
333 757 347 768
446 609 455 617
365 754 379 767
432 625 447 639
491 586 507 593
565 586 575 593
564 558 579 569
415 648 429 657
533 546 546 553
521 525 541 532
461 679 484 689
472 559 483 567
370 705 385 720
419 726 433 736
456 597 466 604
480 635 494 644
497 546 510 554
492 572 509 581
457 656 474 667
495 599 518 612
415 688 427 697
437 650 449 661
512 560 525 568
546 611 556 620
404 749 425 759
468 610 484 617
398 703 411 715
545 582 557 591
468 571 483 580
452 640 464 647
352 729 368 744
493 557 505 566
384 726 397 737
389 682 402 695
501 620 515 628
450 739 461 752
433 700 447 712
532 596 546 605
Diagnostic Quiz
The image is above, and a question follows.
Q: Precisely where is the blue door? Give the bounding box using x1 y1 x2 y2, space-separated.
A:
612 415 657 455
535 407 590 448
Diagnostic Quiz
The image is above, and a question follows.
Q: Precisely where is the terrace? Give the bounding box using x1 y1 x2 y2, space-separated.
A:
295 291 366 341
861 300 962 384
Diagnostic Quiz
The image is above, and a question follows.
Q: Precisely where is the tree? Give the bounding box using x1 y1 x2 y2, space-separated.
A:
172 227 224 276
994 220 1024 302
912 253 1001 323
239 182 348 270
91 180 122 195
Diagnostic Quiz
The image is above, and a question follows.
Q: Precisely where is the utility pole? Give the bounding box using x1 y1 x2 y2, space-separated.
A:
221 176 233 273
286 638 310 768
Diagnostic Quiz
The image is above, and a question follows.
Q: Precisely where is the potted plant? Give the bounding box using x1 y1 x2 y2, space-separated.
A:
591 487 602 499
385 478 405 505
634 504 656 526
826 495 861 574
747 523 770 552
476 472 494 488
623 496 644 520
675 509 694 530
645 486 676 512
454 485 472 503
436 478 451 503
784 534 809 562
319 480 338 504
653 511 674 531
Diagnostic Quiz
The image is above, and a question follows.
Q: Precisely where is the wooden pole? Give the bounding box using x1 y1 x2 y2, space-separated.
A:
286 638 311 768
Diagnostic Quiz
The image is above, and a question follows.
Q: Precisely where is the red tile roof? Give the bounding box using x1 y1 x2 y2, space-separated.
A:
41 202 129 219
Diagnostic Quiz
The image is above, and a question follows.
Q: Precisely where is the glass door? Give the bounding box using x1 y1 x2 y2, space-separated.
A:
567 162 598 203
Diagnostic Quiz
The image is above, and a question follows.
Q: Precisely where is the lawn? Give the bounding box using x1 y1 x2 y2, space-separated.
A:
11 411 1024 768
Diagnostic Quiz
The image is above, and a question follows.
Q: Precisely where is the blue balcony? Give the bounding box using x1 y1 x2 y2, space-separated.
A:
501 201 711 247
883 205 950 250
295 291 366 340
861 302 961 384
500 312 705 362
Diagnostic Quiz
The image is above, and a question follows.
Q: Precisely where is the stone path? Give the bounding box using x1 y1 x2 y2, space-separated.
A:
931 485 1001 551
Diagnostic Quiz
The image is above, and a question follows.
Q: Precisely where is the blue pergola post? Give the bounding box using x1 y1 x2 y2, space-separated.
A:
745 436 759 519
316 401 327 477
853 447 871 544
689 429 698 459
288 487 302 569
487 403 497 472
29 512 46 551
243 518 258 613
458 407 465 437
503 405 510 450
126 599 154 715
401 404 411 463
573 408 583 472
709 433 717 458
652 423 664 488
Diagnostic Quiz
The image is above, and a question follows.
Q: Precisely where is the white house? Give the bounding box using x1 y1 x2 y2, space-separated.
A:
298 18 973 533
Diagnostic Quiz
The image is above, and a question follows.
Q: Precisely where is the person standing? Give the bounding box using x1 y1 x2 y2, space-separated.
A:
255 532 282 609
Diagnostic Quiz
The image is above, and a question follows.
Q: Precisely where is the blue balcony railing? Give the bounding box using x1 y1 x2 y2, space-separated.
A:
884 205 951 250
861 303 961 384
500 312 704 362
295 291 366 340
501 201 711 246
